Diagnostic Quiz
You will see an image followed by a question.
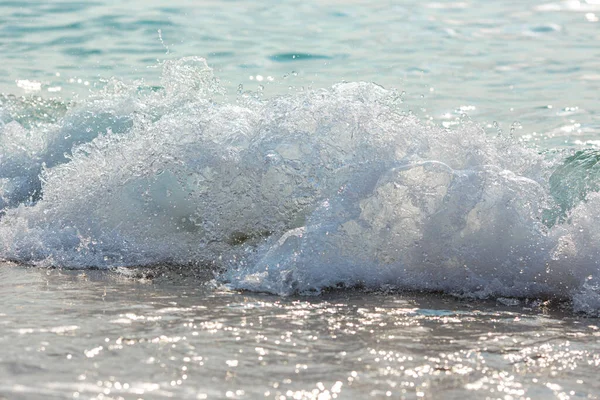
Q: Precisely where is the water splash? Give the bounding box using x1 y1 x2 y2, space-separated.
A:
1 57 600 313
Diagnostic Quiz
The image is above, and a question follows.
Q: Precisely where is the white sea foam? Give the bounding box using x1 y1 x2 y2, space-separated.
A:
1 57 599 313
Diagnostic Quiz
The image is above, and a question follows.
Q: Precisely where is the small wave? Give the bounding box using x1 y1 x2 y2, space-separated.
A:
1 57 600 314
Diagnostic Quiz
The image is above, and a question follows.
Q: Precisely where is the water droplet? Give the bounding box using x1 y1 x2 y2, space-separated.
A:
493 121 503 136
510 121 522 136
291 71 298 76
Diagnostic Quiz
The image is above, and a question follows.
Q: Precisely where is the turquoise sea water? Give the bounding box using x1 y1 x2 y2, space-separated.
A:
3 0 600 143
2 1 600 399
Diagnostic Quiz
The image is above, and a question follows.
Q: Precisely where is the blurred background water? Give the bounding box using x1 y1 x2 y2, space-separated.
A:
2 0 599 146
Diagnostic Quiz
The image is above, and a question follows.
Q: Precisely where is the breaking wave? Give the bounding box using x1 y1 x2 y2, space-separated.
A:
2 57 600 314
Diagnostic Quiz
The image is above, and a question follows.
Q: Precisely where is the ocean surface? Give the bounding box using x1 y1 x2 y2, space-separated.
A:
2 0 600 398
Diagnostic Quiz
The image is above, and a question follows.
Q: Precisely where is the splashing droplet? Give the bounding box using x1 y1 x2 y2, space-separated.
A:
510 121 522 137
493 121 503 136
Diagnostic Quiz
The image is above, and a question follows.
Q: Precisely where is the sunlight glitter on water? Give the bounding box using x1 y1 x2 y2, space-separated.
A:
1 267 600 399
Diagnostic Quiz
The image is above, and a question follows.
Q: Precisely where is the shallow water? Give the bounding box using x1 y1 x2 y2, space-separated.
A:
2 266 600 400
3 0 600 398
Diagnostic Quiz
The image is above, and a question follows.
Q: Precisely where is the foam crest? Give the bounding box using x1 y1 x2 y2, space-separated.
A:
1 57 600 313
